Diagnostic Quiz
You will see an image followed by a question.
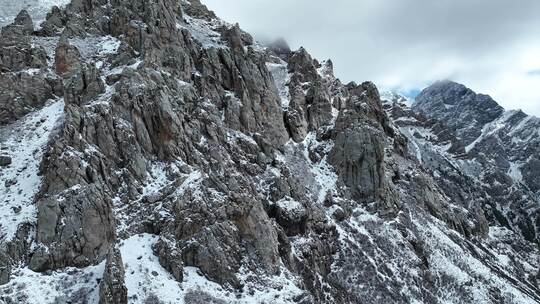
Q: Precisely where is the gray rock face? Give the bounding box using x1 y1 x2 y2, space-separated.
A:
0 155 11 166
99 248 127 304
0 224 32 285
0 18 46 72
38 6 65 36
13 10 33 34
0 1 539 303
31 184 116 271
0 12 57 125
0 71 58 125
329 84 385 201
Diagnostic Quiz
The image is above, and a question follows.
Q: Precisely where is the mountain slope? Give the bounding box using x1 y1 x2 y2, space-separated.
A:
383 84 540 291
0 1 539 303
405 81 540 243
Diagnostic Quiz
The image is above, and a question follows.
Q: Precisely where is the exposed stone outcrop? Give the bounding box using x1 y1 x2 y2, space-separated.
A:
13 10 33 35
38 6 65 36
329 82 386 201
30 185 116 271
0 12 58 125
99 248 127 304
0 224 33 285
0 17 46 71
0 155 11 166
0 1 539 303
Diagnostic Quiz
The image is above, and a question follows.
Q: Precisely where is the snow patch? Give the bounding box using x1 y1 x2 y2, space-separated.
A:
120 233 304 304
69 35 122 59
276 197 303 212
507 162 523 184
465 110 513 153
32 36 60 65
227 129 257 146
121 234 185 303
179 15 228 49
0 99 64 241
0 261 104 303
0 0 71 29
380 91 414 107
413 217 538 304
266 60 291 109
302 133 338 204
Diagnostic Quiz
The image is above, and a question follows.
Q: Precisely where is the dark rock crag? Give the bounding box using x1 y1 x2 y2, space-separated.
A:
0 1 539 304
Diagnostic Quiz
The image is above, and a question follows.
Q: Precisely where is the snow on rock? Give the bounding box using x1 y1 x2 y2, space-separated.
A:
412 217 539 304
227 129 258 146
120 233 304 304
465 110 514 153
121 234 185 304
276 197 303 213
113 160 205 236
0 99 64 241
0 260 104 303
0 0 70 28
266 60 291 109
31 36 60 66
325 194 540 304
140 162 178 198
399 125 453 164
69 35 122 60
171 169 204 199
236 263 305 303
179 15 228 49
302 134 338 204
278 133 338 205
507 161 524 184
380 91 414 107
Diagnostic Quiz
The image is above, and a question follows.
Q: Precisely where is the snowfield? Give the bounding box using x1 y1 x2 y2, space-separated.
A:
0 99 64 241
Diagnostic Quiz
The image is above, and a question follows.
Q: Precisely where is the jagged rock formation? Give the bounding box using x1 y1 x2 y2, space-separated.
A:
99 248 128 304
0 10 60 125
0 1 539 304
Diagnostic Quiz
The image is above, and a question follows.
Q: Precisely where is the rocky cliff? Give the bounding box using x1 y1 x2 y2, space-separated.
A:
0 1 539 303
388 81 540 245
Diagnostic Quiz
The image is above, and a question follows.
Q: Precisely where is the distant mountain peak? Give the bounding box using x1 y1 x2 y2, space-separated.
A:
416 80 501 109
413 80 505 145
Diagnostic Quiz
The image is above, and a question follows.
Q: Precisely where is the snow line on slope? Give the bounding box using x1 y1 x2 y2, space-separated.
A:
0 99 64 242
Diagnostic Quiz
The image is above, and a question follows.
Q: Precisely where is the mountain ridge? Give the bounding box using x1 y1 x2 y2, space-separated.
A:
384 81 540 245
0 1 539 303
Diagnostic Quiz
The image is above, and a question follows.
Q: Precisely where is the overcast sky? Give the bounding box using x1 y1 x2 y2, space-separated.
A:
203 0 540 116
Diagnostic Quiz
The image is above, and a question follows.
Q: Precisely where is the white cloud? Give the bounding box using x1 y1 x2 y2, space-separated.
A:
202 0 540 116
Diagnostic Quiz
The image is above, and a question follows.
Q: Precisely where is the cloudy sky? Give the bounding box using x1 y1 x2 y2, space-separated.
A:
203 0 540 116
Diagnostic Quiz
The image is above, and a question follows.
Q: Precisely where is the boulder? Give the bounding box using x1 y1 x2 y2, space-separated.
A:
0 155 12 167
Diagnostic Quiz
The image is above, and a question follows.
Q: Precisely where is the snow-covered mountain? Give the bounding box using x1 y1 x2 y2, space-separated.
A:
414 81 540 197
1 1 539 303
384 81 540 246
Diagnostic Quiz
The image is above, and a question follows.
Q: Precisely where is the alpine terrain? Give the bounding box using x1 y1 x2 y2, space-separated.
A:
0 0 539 303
